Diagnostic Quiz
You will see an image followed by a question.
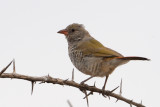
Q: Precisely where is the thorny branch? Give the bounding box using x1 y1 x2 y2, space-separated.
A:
0 60 145 107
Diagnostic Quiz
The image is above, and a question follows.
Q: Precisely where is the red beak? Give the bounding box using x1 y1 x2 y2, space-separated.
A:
57 29 68 35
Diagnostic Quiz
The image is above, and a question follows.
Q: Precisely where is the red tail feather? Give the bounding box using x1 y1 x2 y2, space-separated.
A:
116 56 150 61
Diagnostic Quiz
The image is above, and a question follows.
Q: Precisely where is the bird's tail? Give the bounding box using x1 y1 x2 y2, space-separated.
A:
116 56 150 61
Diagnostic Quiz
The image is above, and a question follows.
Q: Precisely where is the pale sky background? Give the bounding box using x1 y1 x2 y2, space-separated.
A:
0 0 159 107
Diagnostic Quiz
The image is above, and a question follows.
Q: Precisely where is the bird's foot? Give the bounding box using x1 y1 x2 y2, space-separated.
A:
102 86 106 97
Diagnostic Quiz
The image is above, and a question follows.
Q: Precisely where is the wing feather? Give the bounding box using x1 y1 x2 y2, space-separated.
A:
76 37 123 58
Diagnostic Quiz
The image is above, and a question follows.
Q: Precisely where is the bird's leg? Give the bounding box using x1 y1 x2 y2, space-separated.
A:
102 75 109 96
81 76 94 85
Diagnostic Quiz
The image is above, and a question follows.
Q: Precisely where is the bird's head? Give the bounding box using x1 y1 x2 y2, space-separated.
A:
58 23 89 43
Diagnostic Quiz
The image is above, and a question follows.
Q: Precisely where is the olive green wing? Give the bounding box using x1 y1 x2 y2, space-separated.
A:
77 38 123 58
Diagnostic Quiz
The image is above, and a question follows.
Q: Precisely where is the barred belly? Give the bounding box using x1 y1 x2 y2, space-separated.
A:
69 50 103 76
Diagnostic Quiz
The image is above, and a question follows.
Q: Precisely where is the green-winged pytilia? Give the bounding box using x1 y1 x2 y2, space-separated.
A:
57 23 149 92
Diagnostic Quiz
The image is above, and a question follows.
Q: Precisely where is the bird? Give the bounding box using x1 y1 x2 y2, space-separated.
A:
57 23 149 92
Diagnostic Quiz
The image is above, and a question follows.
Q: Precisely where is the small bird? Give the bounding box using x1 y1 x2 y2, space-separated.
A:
57 23 149 92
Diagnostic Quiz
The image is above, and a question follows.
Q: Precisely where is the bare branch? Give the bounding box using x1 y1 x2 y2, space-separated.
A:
0 73 145 107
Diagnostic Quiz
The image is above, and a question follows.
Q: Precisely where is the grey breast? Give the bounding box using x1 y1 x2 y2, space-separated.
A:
68 45 103 76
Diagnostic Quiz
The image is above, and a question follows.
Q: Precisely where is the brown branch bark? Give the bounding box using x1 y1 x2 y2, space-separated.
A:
0 60 145 107
0 72 145 107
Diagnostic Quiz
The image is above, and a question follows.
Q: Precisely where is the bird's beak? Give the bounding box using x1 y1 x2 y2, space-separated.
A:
57 29 68 36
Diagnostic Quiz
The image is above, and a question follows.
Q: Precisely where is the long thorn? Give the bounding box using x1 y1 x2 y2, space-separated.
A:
107 86 119 100
115 99 119 103
83 91 93 99
72 68 74 81
31 81 35 95
120 78 122 95
13 59 16 73
111 86 119 93
116 79 123 102
67 100 73 107
84 91 89 107
81 76 94 84
0 60 13 76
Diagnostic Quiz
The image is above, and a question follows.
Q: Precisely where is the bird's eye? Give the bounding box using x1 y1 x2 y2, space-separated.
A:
71 29 75 32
